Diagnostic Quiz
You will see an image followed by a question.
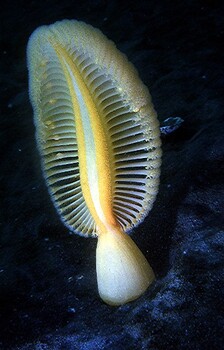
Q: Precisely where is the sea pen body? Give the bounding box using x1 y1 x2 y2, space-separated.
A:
27 20 161 305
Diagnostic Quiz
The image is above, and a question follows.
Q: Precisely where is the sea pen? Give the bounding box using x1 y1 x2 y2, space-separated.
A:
27 20 162 305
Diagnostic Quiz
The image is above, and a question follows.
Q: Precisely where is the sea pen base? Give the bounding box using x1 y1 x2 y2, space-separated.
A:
96 229 155 306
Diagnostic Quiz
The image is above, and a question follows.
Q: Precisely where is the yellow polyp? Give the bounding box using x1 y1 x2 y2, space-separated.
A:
56 152 63 159
45 82 52 89
48 98 57 105
40 59 47 67
96 228 155 305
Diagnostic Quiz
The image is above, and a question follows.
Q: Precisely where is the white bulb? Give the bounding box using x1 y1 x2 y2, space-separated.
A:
96 229 155 305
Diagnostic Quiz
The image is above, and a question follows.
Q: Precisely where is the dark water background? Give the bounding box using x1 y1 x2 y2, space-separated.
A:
1 0 224 349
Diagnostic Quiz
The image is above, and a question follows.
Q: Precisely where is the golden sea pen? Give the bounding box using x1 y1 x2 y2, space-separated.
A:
27 20 162 305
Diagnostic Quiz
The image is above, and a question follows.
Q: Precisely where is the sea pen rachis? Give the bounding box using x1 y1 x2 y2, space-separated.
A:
27 20 162 305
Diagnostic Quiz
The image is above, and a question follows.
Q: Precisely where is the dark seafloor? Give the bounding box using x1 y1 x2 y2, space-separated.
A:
0 0 224 349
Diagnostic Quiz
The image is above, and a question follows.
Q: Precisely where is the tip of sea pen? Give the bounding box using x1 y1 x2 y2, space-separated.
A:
96 229 155 306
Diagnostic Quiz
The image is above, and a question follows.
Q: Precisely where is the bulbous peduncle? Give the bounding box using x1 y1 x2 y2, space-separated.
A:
96 228 155 305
